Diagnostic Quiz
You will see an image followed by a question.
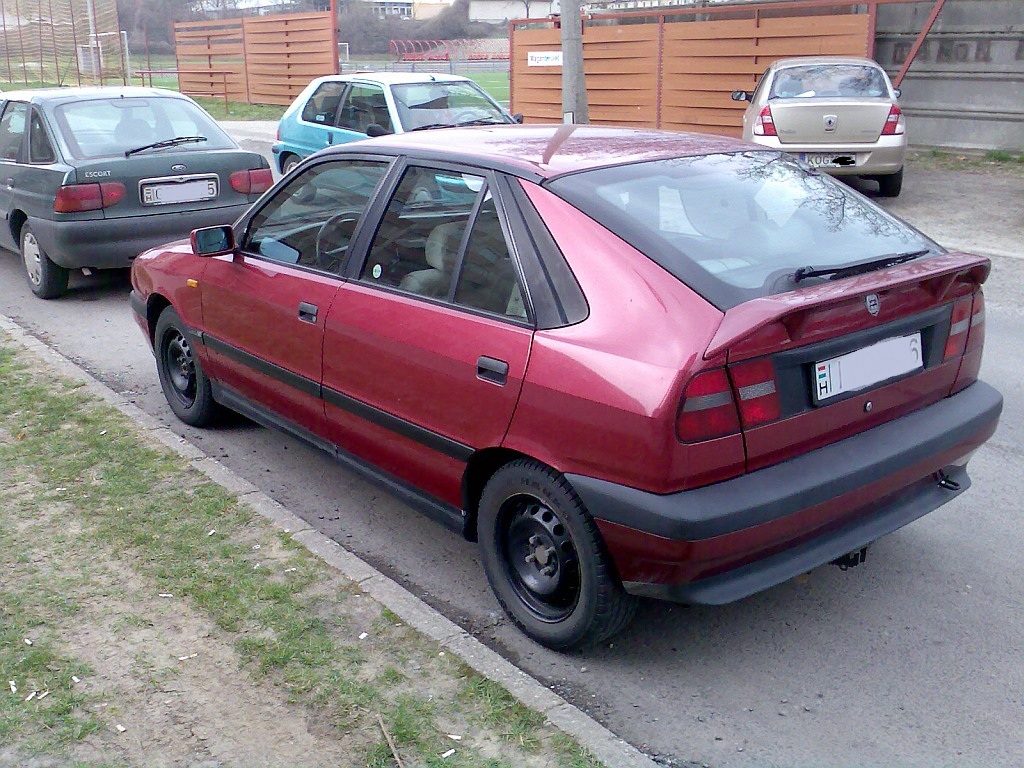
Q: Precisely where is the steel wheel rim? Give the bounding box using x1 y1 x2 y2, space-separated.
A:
23 232 42 287
162 329 197 409
498 496 580 622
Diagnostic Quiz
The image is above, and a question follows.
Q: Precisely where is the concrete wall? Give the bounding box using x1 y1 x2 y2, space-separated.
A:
875 0 1024 151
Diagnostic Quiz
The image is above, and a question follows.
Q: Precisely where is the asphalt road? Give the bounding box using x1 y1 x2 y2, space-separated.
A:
1 132 1021 767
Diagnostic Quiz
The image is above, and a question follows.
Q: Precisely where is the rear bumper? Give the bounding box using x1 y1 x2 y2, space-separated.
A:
30 204 248 270
749 134 906 176
568 380 1002 604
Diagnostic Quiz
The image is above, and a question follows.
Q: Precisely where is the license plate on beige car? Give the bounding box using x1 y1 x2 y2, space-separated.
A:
800 153 856 168
813 333 923 403
141 175 219 206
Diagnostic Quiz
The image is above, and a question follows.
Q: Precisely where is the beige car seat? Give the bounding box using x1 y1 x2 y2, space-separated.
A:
399 221 463 298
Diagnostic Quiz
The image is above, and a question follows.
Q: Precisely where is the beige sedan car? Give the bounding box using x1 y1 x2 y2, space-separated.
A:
732 56 907 196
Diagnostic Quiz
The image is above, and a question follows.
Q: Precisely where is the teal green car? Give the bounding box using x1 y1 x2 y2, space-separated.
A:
0 86 272 298
271 72 518 175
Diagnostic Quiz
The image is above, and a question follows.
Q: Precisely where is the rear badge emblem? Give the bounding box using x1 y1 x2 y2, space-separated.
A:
171 164 187 172
824 114 838 131
865 293 880 316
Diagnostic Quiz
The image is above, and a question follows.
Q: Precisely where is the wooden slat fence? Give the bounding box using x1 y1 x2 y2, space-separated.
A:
510 2 873 136
174 11 337 107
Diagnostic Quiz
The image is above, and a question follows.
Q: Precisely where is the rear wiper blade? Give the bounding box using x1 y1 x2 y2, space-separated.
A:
125 136 208 157
793 249 930 283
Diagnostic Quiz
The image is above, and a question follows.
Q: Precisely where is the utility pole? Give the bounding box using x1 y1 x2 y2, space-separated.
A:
560 0 588 124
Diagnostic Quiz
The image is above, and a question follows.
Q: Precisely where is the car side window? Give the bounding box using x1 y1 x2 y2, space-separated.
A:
28 110 56 164
361 166 526 319
0 102 28 161
751 69 770 102
301 81 345 125
242 159 389 274
338 84 391 134
454 195 526 319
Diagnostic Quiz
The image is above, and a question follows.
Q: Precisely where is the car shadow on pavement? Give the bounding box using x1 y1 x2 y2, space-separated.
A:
63 267 133 301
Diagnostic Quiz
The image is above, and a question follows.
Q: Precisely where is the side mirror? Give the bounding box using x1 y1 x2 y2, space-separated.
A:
191 225 235 256
893 87 902 98
365 123 391 138
513 113 525 124
731 90 752 102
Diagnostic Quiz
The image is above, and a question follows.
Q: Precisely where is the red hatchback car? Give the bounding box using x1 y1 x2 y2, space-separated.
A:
130 125 1001 650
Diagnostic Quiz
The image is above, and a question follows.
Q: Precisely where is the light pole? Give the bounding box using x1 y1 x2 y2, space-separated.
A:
560 0 588 124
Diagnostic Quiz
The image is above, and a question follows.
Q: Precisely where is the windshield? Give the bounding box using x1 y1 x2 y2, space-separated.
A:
390 81 510 130
770 64 889 99
546 152 939 310
53 96 237 160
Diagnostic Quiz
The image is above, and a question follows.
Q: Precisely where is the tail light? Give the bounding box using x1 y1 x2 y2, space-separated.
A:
942 297 973 361
966 292 985 354
730 358 781 428
949 293 986 392
752 106 777 137
676 369 740 442
54 182 126 213
230 168 274 195
880 105 905 136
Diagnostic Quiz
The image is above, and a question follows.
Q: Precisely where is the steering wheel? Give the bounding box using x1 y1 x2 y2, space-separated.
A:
315 208 363 272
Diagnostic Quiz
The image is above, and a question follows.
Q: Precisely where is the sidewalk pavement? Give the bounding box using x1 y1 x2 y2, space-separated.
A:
0 316 661 768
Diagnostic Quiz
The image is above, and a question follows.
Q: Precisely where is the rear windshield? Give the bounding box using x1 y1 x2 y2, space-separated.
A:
53 96 237 160
545 152 939 310
770 64 889 99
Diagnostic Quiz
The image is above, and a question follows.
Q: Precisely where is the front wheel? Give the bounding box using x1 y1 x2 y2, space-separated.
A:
478 459 637 651
21 224 69 299
154 306 220 427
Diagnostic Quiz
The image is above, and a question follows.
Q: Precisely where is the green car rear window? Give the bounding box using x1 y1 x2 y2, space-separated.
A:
53 97 237 159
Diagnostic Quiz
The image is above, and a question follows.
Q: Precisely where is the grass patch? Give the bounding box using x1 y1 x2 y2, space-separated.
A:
0 336 606 766
909 149 1024 176
984 149 1024 163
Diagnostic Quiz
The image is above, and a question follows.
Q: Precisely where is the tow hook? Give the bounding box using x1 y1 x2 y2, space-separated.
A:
831 546 869 571
936 470 961 491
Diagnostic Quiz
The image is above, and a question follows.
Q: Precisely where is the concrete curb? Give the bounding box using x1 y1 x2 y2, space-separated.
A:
0 313 659 768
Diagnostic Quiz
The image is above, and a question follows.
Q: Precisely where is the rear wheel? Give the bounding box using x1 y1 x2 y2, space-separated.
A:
281 154 301 175
875 167 904 197
154 306 220 427
478 459 637 651
21 224 69 299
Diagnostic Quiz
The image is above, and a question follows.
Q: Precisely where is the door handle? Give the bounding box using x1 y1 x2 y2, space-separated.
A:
477 356 509 386
297 301 318 324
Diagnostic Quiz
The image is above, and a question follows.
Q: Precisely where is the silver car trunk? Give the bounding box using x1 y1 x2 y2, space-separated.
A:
770 99 892 144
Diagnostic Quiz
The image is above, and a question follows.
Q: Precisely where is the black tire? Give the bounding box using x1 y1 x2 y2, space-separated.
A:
21 224 69 299
478 459 638 651
154 306 220 427
876 167 903 197
281 154 301 175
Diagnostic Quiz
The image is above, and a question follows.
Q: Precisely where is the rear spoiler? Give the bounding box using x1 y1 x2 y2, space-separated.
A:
705 252 990 360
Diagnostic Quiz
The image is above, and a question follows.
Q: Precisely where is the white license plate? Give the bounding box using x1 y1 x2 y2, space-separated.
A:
800 153 847 168
813 333 923 403
141 177 218 206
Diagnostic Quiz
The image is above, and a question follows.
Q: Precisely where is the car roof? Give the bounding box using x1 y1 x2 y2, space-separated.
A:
311 72 472 87
326 124 756 181
770 56 886 71
1 85 193 105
